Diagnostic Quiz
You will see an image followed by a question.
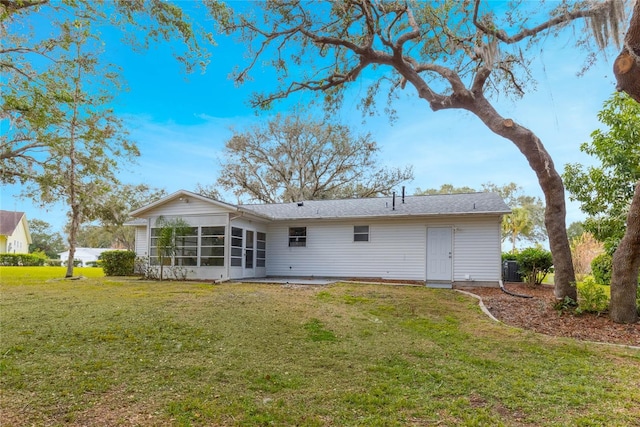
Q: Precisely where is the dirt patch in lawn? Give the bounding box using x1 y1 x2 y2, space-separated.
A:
464 283 640 347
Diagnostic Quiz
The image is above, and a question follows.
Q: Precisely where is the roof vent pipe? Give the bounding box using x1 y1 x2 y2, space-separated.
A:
392 192 396 211
402 186 405 203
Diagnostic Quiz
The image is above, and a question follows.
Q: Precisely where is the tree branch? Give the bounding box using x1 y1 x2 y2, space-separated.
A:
473 0 620 44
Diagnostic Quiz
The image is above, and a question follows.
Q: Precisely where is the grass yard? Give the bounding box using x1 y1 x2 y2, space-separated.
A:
1 268 639 426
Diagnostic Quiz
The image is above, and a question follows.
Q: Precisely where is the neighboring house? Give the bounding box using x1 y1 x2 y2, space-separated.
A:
0 210 32 254
128 190 511 287
58 248 113 267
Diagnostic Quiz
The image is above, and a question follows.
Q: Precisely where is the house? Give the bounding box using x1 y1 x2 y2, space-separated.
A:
0 210 32 254
128 190 510 287
58 247 113 267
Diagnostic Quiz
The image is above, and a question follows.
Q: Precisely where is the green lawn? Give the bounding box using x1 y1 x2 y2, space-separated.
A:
1 267 639 426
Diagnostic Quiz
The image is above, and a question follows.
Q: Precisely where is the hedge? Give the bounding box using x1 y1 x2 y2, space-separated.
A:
0 253 47 266
516 247 553 285
99 250 136 276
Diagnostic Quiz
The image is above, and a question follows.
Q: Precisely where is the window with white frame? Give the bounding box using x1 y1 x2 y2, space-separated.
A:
200 226 225 266
354 225 369 242
149 226 225 267
174 227 198 266
149 228 169 266
288 227 306 247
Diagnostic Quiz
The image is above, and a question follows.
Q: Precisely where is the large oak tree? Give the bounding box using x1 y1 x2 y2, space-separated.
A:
211 0 627 301
214 114 414 203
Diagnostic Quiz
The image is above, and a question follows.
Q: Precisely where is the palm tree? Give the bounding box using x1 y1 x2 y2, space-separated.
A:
502 207 533 253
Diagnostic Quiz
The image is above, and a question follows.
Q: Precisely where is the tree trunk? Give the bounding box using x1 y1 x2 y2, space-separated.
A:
614 0 640 103
467 95 577 300
65 207 80 278
609 180 640 324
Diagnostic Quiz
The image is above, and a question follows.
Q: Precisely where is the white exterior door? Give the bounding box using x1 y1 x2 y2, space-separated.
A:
427 227 452 281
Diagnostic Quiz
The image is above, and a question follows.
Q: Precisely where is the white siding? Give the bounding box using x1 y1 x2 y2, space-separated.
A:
452 217 503 284
265 216 502 285
147 198 233 217
266 219 426 280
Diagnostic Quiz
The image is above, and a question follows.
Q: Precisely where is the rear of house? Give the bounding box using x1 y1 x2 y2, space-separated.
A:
128 190 510 286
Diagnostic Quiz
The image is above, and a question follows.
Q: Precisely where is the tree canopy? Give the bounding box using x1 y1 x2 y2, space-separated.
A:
215 114 414 203
564 92 640 253
28 219 65 258
1 0 216 183
564 91 640 322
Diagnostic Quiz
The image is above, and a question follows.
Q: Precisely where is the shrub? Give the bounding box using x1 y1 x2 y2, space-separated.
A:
135 257 156 279
591 253 612 286
516 247 553 285
569 232 604 279
576 277 609 315
553 295 577 312
46 259 62 266
501 252 518 262
0 252 46 266
99 250 136 276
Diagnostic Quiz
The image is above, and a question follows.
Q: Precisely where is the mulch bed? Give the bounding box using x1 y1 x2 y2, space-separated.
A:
463 283 640 347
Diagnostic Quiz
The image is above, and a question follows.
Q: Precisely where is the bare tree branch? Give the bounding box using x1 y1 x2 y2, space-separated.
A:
473 0 622 44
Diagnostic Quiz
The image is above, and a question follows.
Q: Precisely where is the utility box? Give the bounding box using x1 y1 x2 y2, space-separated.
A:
502 260 522 282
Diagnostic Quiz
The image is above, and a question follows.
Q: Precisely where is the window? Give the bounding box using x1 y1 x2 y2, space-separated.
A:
174 227 198 266
150 226 225 267
150 228 170 266
201 226 225 266
289 227 307 247
231 227 243 266
354 225 369 242
256 232 266 267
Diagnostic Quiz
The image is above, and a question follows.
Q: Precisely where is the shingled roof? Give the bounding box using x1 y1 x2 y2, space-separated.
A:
239 192 510 220
0 210 26 236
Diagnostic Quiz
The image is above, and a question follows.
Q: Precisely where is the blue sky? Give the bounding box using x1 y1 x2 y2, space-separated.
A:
1 2 622 239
